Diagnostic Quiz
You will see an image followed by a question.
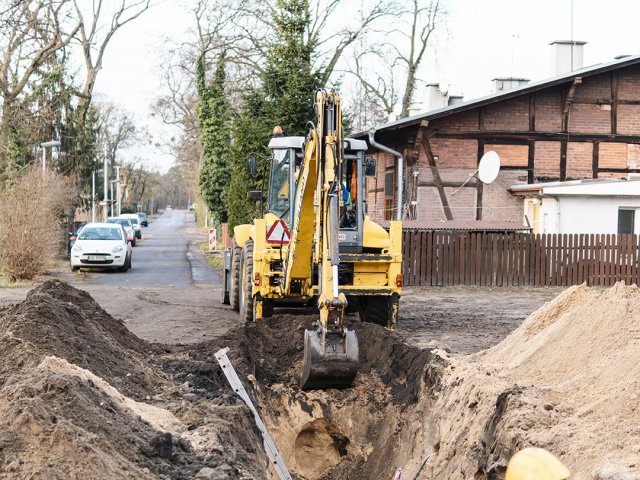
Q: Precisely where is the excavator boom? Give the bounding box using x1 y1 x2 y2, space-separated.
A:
285 91 358 389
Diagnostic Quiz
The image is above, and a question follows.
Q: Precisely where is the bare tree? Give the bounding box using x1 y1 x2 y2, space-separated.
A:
120 158 154 207
0 0 80 171
95 101 138 173
73 0 153 125
348 0 445 126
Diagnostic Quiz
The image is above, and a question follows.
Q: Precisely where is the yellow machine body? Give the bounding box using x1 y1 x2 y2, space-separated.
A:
225 91 402 388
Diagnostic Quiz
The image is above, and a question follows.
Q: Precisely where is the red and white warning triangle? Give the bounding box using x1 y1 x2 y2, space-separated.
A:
266 219 290 244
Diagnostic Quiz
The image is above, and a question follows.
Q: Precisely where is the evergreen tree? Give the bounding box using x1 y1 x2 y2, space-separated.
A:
227 0 324 229
263 0 322 135
227 90 273 229
196 52 231 222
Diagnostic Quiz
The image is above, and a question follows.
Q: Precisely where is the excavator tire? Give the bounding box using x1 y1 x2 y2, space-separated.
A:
230 239 242 311
239 240 254 323
357 294 399 329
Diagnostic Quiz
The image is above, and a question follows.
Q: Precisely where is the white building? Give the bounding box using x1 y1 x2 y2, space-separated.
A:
510 178 640 235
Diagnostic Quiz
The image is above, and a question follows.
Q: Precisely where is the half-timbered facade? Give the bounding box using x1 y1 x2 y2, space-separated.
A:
358 54 640 225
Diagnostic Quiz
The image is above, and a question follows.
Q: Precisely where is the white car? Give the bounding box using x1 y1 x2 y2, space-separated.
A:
106 217 136 246
121 214 142 239
70 223 132 272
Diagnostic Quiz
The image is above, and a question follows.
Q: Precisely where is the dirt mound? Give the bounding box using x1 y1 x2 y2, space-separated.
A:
476 282 640 478
3 279 639 479
0 280 163 398
387 282 640 479
0 281 268 480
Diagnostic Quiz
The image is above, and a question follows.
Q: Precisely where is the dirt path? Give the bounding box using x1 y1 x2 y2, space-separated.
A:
399 285 563 354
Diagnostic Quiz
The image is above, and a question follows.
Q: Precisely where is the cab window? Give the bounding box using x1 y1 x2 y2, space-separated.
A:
268 149 291 222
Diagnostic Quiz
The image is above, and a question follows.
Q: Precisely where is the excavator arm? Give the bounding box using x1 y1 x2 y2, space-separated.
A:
283 90 358 389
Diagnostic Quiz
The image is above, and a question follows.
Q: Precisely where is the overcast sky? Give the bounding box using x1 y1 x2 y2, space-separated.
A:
93 0 640 173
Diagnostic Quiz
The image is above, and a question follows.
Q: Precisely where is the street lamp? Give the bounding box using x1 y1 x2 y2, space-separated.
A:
110 179 118 217
41 140 61 176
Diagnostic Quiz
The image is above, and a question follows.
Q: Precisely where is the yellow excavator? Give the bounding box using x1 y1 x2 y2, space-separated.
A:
222 90 403 389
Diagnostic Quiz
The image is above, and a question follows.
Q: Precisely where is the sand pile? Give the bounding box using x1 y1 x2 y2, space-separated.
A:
395 283 640 479
478 282 640 478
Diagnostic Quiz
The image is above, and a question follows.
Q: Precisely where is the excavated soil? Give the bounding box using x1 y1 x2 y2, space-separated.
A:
2 280 640 479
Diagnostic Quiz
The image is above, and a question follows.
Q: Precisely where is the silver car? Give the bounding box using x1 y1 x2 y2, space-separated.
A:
106 217 136 246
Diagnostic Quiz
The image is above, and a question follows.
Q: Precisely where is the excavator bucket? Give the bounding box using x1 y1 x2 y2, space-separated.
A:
299 329 359 390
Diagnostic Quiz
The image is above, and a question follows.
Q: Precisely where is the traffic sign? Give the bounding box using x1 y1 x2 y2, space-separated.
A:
209 228 217 251
266 219 290 244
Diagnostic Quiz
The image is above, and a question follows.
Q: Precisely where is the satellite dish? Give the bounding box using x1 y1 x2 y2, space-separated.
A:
478 151 500 184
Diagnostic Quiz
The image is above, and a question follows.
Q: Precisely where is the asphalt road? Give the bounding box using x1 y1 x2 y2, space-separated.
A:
57 209 239 344
76 209 216 288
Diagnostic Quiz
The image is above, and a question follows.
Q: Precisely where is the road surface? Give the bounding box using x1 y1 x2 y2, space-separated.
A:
59 209 239 344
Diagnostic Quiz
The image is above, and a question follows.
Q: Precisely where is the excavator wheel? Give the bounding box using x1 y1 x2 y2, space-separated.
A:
239 240 255 323
230 238 242 311
299 329 359 390
357 294 399 330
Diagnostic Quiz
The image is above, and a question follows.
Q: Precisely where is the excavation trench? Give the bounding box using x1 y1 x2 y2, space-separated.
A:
2 281 640 479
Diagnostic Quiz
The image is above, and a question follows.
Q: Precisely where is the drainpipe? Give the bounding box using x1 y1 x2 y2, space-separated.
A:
368 129 403 221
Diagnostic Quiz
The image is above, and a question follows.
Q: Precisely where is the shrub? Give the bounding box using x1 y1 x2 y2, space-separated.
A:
0 168 74 281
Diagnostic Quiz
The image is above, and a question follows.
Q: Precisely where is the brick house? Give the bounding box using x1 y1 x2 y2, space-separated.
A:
356 48 640 228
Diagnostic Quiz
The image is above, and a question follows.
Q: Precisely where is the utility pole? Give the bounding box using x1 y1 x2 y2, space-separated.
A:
103 149 108 221
110 180 116 217
91 171 96 222
116 166 121 216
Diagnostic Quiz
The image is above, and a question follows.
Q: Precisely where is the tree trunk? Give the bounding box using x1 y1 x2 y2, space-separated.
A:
400 66 417 118
0 96 15 177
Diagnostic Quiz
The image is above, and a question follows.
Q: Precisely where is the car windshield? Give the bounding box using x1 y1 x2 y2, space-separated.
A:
139 213 146 218
107 218 130 227
78 227 122 241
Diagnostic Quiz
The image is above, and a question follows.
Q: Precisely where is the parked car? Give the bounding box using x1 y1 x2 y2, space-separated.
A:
70 223 132 272
106 217 136 246
121 214 142 239
137 212 148 227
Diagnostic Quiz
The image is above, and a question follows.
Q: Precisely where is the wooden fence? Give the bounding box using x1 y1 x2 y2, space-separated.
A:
401 231 640 287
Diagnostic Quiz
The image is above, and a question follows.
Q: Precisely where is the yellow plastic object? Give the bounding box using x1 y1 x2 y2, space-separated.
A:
362 216 391 249
233 223 254 249
505 448 570 480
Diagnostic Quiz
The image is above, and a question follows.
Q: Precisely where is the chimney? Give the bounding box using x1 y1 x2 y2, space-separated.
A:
426 83 448 111
491 77 530 93
550 40 586 75
447 95 464 106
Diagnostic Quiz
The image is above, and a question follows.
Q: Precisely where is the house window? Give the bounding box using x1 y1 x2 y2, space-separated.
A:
384 171 394 220
618 209 635 235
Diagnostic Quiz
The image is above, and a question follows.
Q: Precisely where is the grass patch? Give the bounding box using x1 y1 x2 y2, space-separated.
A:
196 241 224 269
0 277 32 288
